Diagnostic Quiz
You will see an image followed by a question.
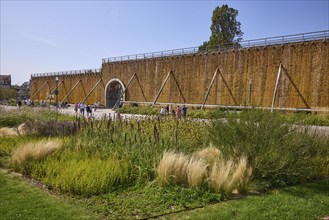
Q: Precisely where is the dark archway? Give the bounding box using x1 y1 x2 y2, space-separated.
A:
105 79 125 108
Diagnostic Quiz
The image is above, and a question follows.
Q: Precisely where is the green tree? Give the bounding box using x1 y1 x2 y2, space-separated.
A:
200 4 243 51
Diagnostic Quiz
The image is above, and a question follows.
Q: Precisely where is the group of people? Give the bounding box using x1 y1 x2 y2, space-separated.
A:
160 104 187 118
74 103 95 118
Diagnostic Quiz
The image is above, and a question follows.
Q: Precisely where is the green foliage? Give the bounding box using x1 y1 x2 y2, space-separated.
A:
200 4 243 51
0 107 74 127
7 116 208 195
283 111 329 126
32 153 130 196
66 117 208 184
0 87 17 100
119 105 158 115
208 110 329 188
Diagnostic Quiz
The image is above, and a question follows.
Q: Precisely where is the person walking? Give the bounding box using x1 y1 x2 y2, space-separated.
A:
17 100 22 109
182 104 187 118
80 103 85 116
74 103 78 114
176 105 182 119
165 105 169 115
160 106 165 117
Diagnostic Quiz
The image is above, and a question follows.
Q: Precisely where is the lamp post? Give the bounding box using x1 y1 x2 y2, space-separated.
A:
55 77 59 111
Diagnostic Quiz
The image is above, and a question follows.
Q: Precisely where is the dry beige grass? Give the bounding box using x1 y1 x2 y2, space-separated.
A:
187 156 208 188
228 156 252 193
17 123 26 135
11 139 62 168
172 153 189 184
157 145 252 193
157 151 178 185
194 144 222 166
0 127 19 136
208 160 234 193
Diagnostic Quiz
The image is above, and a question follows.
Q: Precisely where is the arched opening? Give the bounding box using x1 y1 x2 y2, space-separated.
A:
105 78 125 108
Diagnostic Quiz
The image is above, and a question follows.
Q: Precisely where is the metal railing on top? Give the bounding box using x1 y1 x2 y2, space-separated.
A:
31 68 101 78
102 30 329 63
31 30 328 78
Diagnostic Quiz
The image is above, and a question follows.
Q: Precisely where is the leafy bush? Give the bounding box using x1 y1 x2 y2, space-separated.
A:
208 110 329 189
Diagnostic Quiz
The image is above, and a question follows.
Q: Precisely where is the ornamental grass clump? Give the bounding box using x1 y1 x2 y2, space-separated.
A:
33 156 130 196
0 127 19 137
156 146 252 193
157 151 189 186
11 139 62 174
187 156 208 188
208 109 329 188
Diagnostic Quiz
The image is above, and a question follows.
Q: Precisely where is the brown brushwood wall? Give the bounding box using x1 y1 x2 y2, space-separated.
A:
30 40 329 109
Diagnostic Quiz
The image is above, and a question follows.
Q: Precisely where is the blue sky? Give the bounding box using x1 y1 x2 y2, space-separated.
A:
1 0 328 85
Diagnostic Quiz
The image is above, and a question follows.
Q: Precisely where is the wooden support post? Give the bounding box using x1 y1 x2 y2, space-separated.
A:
113 73 136 109
202 68 219 109
29 81 36 93
248 79 252 108
61 80 81 103
44 81 64 101
171 72 186 104
152 70 172 105
82 79 103 103
30 81 49 100
218 69 238 106
271 63 283 112
135 74 147 102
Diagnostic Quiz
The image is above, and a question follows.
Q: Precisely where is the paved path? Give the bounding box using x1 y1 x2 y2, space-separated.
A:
1 105 147 121
58 106 147 120
2 105 329 136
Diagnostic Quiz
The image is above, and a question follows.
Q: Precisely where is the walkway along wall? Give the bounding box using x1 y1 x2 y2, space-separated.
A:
30 40 329 110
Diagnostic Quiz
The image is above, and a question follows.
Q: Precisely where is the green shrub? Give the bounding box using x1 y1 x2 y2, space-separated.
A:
208 109 329 189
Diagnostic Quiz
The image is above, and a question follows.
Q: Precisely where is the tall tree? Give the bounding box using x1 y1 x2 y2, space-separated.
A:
200 4 243 51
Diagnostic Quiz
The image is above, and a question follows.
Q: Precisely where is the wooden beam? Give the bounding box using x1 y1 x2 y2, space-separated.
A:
29 81 36 93
171 72 186 104
135 74 147 102
248 79 252 108
152 70 172 105
271 63 282 112
44 81 64 101
30 81 49 100
82 78 103 103
218 69 238 106
113 73 136 109
61 80 81 103
202 68 219 109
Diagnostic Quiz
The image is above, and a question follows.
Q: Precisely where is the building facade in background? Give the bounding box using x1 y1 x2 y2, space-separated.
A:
0 75 11 89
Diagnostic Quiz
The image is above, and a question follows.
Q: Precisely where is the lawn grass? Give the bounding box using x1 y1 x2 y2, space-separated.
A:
161 179 329 220
0 170 100 220
1 169 328 220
